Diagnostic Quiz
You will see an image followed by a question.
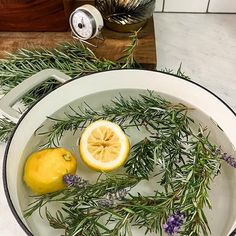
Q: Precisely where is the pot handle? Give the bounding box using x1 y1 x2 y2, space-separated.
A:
0 69 72 123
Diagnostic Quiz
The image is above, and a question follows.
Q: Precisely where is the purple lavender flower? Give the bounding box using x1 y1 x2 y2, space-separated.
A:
63 174 88 188
221 153 236 168
95 188 130 208
96 198 114 208
163 210 185 235
107 188 130 201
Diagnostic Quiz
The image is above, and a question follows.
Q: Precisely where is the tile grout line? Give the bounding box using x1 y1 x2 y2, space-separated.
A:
206 0 211 13
153 12 236 14
154 0 236 14
162 0 165 12
153 11 236 14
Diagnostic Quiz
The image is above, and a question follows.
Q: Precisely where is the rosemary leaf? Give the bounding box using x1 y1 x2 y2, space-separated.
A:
0 33 140 142
24 174 140 218
0 117 15 142
119 29 141 69
24 91 224 236
39 92 191 148
125 138 156 179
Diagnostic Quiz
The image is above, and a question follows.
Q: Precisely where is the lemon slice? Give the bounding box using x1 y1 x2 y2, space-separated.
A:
79 120 130 171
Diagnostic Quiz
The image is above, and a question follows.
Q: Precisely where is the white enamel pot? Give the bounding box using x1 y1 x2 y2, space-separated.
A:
2 69 236 236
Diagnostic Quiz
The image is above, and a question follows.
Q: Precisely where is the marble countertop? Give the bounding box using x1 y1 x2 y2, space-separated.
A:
154 13 236 112
0 13 236 236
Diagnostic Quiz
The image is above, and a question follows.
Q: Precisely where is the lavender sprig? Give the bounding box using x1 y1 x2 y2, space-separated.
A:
163 211 185 236
24 174 139 219
221 152 236 168
63 174 88 188
106 188 130 201
24 95 236 236
96 199 114 208
95 188 130 208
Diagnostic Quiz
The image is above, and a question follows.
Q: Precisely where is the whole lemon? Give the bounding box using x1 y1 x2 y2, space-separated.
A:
23 148 77 194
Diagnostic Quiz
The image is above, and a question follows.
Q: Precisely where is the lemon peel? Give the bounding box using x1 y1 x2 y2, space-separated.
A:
23 147 77 194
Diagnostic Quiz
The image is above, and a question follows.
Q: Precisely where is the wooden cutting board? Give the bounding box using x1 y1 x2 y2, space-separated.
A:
0 17 157 69
0 1 157 69
0 0 69 31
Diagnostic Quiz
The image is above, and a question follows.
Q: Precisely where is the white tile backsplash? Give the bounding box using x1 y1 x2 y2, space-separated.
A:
154 0 163 12
164 0 209 12
154 0 236 13
208 0 236 13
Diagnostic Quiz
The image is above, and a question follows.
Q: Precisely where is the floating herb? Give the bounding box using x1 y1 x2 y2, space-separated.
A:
163 211 185 235
24 174 140 219
63 174 88 188
221 152 236 168
38 92 192 148
24 91 229 236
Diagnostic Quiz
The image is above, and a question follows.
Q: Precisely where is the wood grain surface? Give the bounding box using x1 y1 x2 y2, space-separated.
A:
0 17 157 69
0 0 68 31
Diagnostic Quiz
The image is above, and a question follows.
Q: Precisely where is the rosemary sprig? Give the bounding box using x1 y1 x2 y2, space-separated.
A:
37 136 220 236
24 91 225 236
0 42 117 107
125 138 157 179
176 63 191 80
0 117 15 142
38 92 191 148
0 33 191 143
124 103 193 179
0 32 140 142
162 63 191 80
154 129 221 235
120 29 141 68
0 41 115 91
24 174 140 218
54 195 169 236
